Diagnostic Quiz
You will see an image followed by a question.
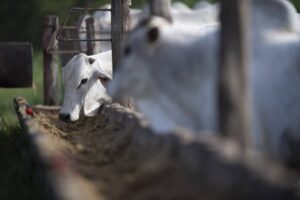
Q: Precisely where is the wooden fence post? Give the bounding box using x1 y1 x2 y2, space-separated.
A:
86 17 95 55
111 0 131 70
43 15 59 106
111 0 133 108
219 0 252 151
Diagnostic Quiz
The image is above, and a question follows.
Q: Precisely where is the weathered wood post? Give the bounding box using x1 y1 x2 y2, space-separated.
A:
43 15 59 106
111 0 133 107
111 0 131 70
219 0 252 151
86 17 95 55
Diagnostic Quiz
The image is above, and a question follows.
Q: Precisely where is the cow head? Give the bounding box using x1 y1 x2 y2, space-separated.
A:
59 52 112 122
108 17 171 99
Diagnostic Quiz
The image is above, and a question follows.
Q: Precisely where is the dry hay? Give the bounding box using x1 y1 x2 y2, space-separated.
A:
31 104 298 200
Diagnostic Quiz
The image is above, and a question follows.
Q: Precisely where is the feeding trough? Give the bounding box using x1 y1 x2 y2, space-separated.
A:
14 97 299 200
11 1 300 199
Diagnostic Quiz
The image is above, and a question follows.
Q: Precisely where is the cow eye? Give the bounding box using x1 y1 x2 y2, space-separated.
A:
124 46 131 56
81 78 88 85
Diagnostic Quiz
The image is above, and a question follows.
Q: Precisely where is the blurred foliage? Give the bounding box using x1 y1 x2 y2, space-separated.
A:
291 0 300 11
0 120 51 200
0 0 299 49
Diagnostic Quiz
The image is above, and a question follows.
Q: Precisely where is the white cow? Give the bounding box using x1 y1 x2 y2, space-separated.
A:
193 1 212 10
77 14 93 52
78 4 113 53
171 2 191 12
108 0 300 164
78 4 149 53
59 50 112 122
78 2 219 53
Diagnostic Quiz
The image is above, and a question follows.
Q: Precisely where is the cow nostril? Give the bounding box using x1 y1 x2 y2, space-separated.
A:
59 113 70 122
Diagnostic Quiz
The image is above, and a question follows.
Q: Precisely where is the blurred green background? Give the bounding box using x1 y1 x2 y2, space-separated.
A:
0 0 219 49
0 0 298 49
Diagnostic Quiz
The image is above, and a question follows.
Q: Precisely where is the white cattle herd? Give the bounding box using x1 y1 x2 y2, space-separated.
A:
59 0 300 165
78 2 219 53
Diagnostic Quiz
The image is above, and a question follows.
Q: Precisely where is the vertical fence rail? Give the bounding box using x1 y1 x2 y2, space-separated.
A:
111 0 133 107
219 0 252 152
86 17 95 55
111 0 131 70
43 16 59 106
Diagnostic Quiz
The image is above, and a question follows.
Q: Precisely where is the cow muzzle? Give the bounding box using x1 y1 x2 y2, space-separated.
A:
59 113 71 122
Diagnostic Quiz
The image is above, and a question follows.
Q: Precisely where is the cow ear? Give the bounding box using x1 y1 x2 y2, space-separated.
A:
147 27 159 43
83 82 111 117
94 64 113 80
88 57 96 65
96 71 112 81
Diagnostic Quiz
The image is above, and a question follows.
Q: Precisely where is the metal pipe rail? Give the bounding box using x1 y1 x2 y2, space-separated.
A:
56 7 112 43
45 7 112 54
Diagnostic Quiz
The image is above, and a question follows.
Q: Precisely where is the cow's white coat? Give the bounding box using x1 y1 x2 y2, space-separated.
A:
171 2 191 12
60 50 112 122
193 1 212 10
109 0 300 162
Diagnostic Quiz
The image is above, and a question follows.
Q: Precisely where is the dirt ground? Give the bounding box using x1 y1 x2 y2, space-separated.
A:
30 104 298 200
